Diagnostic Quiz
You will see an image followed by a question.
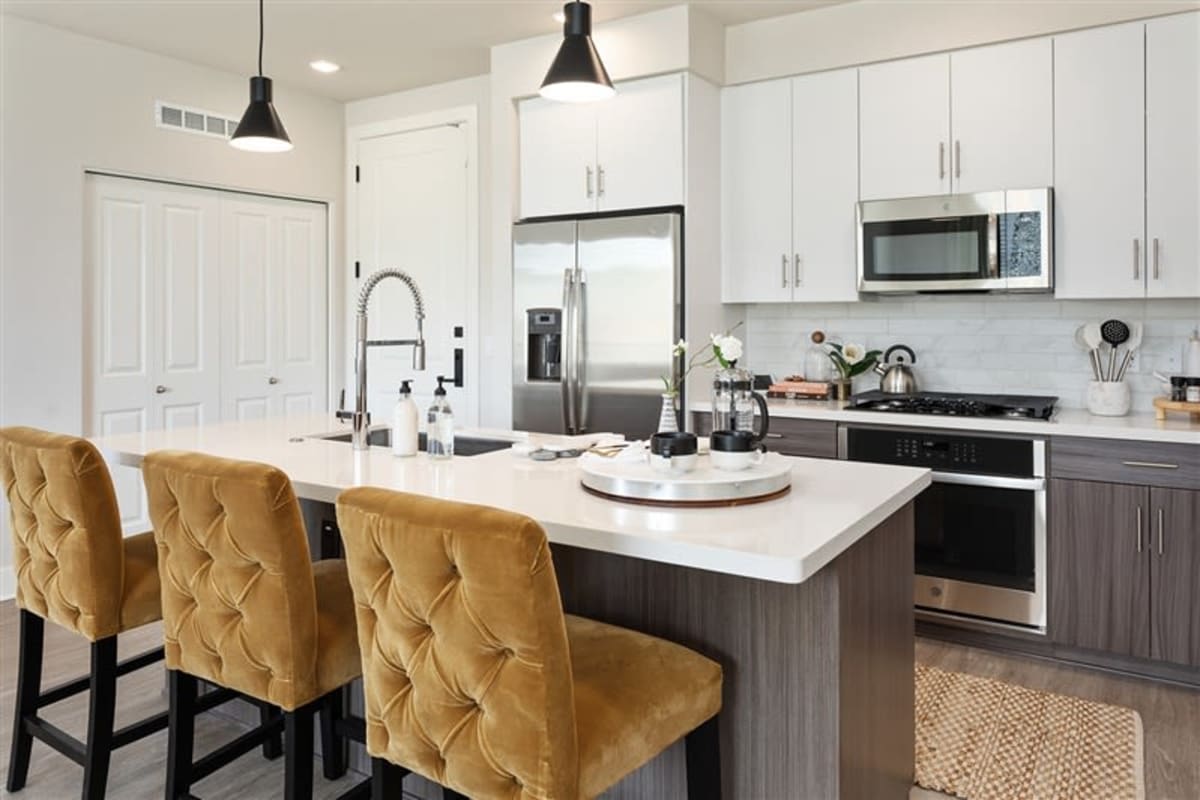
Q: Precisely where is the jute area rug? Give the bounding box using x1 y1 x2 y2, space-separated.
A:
914 664 1145 800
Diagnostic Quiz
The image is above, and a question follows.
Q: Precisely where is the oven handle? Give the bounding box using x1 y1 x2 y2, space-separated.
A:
930 471 1046 491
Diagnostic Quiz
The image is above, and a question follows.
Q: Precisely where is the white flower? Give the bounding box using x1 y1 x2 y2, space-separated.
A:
716 335 743 363
672 338 688 356
842 343 866 365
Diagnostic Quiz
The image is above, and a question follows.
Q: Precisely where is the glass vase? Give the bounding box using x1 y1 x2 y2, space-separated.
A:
657 393 679 433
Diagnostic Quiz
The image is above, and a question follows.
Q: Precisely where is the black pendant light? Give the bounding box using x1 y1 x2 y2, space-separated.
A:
540 1 615 103
231 0 292 152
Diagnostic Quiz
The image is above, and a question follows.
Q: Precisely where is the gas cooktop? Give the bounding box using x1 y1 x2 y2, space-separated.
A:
847 391 1058 420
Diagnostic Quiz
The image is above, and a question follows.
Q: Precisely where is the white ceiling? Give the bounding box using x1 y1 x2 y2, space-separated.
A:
0 0 846 101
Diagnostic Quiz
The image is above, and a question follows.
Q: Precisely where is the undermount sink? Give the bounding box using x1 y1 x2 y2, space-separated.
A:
318 428 513 457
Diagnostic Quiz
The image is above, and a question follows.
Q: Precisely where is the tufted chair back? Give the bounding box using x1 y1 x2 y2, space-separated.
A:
336 487 580 800
0 427 128 641
142 450 321 711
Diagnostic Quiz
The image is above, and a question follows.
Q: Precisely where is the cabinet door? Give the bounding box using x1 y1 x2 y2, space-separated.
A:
720 79 792 303
1150 488 1200 668
859 54 951 200
596 73 684 212
518 96 596 218
1146 13 1200 299
271 200 328 417
1048 479 1149 659
950 38 1053 194
791 68 859 302
1054 23 1146 299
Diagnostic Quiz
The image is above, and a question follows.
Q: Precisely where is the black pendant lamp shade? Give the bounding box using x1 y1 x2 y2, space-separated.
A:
231 0 292 152
540 1 615 103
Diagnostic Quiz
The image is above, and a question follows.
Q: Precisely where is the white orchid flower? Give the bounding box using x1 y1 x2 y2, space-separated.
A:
672 338 688 356
717 335 744 363
843 343 866 365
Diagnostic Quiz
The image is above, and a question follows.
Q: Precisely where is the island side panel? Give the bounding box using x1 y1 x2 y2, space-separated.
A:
837 501 916 799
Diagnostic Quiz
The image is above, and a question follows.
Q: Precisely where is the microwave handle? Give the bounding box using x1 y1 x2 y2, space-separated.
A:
986 213 1000 279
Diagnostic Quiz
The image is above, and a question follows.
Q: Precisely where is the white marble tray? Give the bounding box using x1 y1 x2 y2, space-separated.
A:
580 450 793 505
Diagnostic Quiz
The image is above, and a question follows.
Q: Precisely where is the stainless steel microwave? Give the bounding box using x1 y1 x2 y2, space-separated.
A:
857 188 1053 293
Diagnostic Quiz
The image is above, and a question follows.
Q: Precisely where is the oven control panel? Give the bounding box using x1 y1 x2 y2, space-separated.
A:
847 427 1035 478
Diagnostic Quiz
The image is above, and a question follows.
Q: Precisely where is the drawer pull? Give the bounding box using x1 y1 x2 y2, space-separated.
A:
1121 460 1179 470
765 433 784 439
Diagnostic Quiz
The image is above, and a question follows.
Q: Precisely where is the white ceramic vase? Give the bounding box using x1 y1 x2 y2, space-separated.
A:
657 393 679 433
1086 381 1131 417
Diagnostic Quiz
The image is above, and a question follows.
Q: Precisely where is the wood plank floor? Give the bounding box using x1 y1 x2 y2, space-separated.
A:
1 599 1196 799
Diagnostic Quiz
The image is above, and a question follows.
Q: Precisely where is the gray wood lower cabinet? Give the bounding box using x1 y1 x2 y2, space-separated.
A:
1050 479 1200 670
692 412 839 459
1150 487 1200 668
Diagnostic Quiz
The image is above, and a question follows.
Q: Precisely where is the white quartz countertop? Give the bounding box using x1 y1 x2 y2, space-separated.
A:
91 413 930 585
691 399 1200 444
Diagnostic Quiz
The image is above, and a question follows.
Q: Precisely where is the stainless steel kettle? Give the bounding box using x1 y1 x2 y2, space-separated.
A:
874 344 918 394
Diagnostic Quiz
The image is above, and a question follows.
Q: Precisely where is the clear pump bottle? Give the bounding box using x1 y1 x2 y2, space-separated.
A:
426 376 454 459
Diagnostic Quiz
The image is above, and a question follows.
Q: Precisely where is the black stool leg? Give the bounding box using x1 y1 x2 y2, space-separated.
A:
81 636 119 800
685 714 722 800
371 758 406 800
442 790 469 800
165 671 197 800
6 609 44 792
258 701 284 760
319 688 348 779
284 704 315 800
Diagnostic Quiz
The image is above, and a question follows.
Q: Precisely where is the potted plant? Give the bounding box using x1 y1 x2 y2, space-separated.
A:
826 341 881 401
659 326 744 432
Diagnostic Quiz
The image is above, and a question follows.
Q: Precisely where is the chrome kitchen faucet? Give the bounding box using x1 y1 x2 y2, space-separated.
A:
342 269 426 450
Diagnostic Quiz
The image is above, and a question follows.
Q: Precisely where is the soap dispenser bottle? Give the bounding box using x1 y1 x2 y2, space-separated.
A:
392 380 418 457
426 376 454 459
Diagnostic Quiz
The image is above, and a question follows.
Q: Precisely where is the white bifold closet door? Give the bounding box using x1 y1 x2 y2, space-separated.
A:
85 174 327 532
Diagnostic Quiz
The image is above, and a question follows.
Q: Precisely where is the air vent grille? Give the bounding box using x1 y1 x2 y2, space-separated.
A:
155 101 238 140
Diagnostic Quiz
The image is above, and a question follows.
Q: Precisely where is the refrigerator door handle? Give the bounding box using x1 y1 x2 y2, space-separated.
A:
575 271 588 433
561 268 576 433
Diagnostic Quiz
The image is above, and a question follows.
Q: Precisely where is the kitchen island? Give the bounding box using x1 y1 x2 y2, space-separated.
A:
93 413 930 799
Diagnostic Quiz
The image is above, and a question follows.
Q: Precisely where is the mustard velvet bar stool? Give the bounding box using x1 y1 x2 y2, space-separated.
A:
0 427 168 800
335 487 725 800
142 451 363 800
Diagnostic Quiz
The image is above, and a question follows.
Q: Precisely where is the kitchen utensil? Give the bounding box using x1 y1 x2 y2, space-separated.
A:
1074 325 1102 381
1100 319 1130 381
874 344 918 394
1114 322 1143 382
711 365 770 443
1082 323 1105 379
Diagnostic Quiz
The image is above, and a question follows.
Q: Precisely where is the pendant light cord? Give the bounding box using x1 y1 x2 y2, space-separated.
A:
257 0 264 77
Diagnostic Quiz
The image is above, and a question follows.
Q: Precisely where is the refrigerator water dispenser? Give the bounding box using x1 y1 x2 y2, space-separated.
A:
526 308 561 381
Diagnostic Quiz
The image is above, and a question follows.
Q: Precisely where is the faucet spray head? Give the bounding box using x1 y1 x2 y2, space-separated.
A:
413 340 427 370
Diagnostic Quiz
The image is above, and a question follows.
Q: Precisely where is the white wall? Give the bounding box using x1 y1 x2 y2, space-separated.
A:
726 0 1200 85
0 15 345 597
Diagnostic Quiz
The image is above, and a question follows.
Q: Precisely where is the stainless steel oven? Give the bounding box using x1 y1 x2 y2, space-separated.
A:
857 188 1053 293
840 425 1047 631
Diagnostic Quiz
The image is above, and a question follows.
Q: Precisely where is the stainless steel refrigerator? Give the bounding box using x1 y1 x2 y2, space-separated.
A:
513 211 682 439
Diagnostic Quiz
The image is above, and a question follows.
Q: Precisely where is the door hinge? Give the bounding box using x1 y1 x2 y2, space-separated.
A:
354 261 361 279
355 165 360 183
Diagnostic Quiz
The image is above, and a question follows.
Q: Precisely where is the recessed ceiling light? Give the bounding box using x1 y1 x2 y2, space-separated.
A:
309 60 340 74
552 10 566 23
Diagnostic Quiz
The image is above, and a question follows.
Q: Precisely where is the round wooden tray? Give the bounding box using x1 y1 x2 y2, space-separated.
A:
581 482 791 508
579 451 793 506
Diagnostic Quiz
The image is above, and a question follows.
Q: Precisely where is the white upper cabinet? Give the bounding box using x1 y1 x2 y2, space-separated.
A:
721 79 792 303
859 54 951 200
1054 23 1147 299
1146 12 1200 299
791 69 859 303
518 98 597 218
950 38 1053 194
596 74 684 212
518 73 684 219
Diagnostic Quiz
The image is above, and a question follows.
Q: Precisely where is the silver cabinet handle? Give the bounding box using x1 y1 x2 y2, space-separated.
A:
1133 238 1140 280
597 165 606 198
954 140 961 179
268 376 280 385
939 142 946 180
1157 507 1164 555
1136 506 1143 553
781 254 789 288
585 166 594 199
155 385 169 394
765 433 785 439
1153 238 1160 280
793 254 802 287
930 472 1046 491
1121 460 1179 470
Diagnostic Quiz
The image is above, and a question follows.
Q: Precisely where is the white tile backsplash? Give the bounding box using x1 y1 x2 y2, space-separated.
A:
742 296 1200 409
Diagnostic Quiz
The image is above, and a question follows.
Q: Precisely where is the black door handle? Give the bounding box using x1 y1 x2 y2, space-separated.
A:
453 348 464 388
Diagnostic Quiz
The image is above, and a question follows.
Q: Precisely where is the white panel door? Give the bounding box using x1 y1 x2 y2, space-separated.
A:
859 54 951 200
720 79 792 303
1146 12 1200 299
791 68 860 303
596 73 684 212
950 38 1053 194
357 125 472 422
1054 23 1146 299
273 201 328 415
518 97 597 218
